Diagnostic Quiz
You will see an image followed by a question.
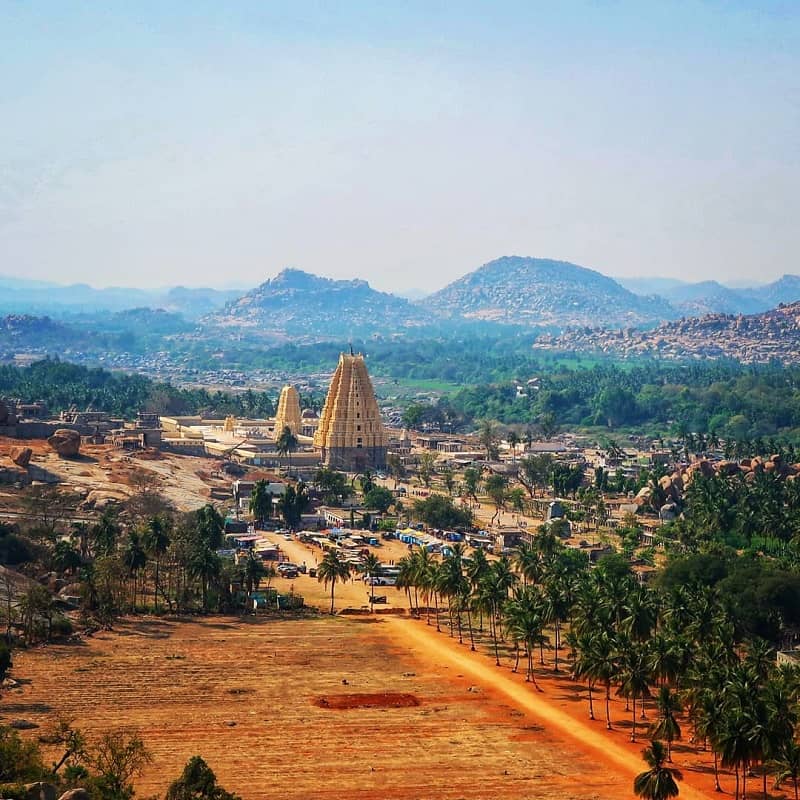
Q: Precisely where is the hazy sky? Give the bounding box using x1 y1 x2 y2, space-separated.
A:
2 1 798 292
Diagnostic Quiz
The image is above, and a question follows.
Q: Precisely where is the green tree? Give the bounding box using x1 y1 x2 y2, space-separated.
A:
633 740 682 800
364 486 394 514
413 495 472 530
317 549 352 614
278 483 310 529
166 755 242 800
249 480 273 526
275 425 299 472
143 514 171 612
360 552 382 610
188 546 221 612
649 687 682 762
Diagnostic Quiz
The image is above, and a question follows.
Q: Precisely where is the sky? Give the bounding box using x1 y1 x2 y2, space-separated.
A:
1 1 799 293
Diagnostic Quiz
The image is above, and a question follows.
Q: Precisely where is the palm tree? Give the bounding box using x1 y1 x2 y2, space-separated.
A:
649 687 682 762
143 514 171 612
317 549 351 615
504 588 548 690
573 632 599 720
242 551 266 608
506 430 520 463
769 739 800 800
360 552 382 611
617 640 652 742
188 546 221 612
275 425 299 473
123 531 147 611
512 542 542 587
634 740 682 800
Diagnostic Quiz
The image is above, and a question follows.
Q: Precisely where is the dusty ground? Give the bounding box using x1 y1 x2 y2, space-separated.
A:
10 615 630 800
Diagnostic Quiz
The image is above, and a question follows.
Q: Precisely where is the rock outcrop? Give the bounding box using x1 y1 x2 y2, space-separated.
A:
0 399 8 425
10 446 32 468
58 790 90 800
47 429 81 458
25 783 57 800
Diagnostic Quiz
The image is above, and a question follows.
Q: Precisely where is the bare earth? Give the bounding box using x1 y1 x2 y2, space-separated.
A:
11 615 630 800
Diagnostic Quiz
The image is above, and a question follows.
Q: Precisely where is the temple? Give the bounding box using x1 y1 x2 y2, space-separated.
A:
273 385 302 436
313 352 387 471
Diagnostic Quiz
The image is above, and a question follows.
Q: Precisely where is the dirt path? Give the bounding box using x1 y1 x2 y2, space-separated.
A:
383 617 714 800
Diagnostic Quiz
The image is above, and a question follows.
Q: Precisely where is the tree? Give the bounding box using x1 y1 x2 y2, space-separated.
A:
364 486 394 514
123 530 147 611
462 467 481 503
278 483 310 529
188 546 221 612
249 480 273 526
484 473 508 525
634 740 682 800
166 755 242 800
242 551 266 607
143 514 171 612
275 425 299 472
478 419 500 460
386 454 407 489
314 467 350 506
617 640 652 742
518 454 554 498
360 552 382 610
196 505 225 550
0 726 47 781
506 430 520 462
769 739 800 800
317 549 351 614
649 687 682 762
417 451 437 488
85 730 152 800
413 495 473 530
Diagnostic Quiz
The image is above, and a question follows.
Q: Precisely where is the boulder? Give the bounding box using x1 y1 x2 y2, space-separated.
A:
81 489 127 511
10 446 32 468
717 460 740 476
57 791 90 800
25 783 57 800
47 429 81 458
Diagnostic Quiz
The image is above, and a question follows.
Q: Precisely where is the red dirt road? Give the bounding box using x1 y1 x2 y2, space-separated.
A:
383 616 727 800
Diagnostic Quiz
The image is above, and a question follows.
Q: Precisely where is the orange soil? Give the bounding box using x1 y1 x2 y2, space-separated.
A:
11 616 632 800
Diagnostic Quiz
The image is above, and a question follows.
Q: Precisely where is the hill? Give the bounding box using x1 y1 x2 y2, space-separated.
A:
424 256 671 327
536 301 800 365
623 273 800 316
207 268 432 339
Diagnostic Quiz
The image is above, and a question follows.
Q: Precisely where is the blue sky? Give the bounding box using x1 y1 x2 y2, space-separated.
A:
1 1 798 291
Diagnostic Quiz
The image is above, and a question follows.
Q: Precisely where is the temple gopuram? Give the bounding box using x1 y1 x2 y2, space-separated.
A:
313 352 387 471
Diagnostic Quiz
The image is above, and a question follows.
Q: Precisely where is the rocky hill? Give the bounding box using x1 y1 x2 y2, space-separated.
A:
535 301 800 365
424 256 672 327
207 268 431 339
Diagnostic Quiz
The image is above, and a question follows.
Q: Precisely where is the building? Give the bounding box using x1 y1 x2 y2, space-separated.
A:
274 385 302 436
313 352 387 472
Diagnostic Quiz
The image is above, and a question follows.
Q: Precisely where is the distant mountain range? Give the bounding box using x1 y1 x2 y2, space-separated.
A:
618 274 800 317
0 276 240 319
3 259 800 335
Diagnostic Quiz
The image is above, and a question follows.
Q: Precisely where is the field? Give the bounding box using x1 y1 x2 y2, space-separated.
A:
10 614 635 800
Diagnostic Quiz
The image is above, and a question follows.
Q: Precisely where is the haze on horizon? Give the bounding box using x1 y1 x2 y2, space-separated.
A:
2 1 798 294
